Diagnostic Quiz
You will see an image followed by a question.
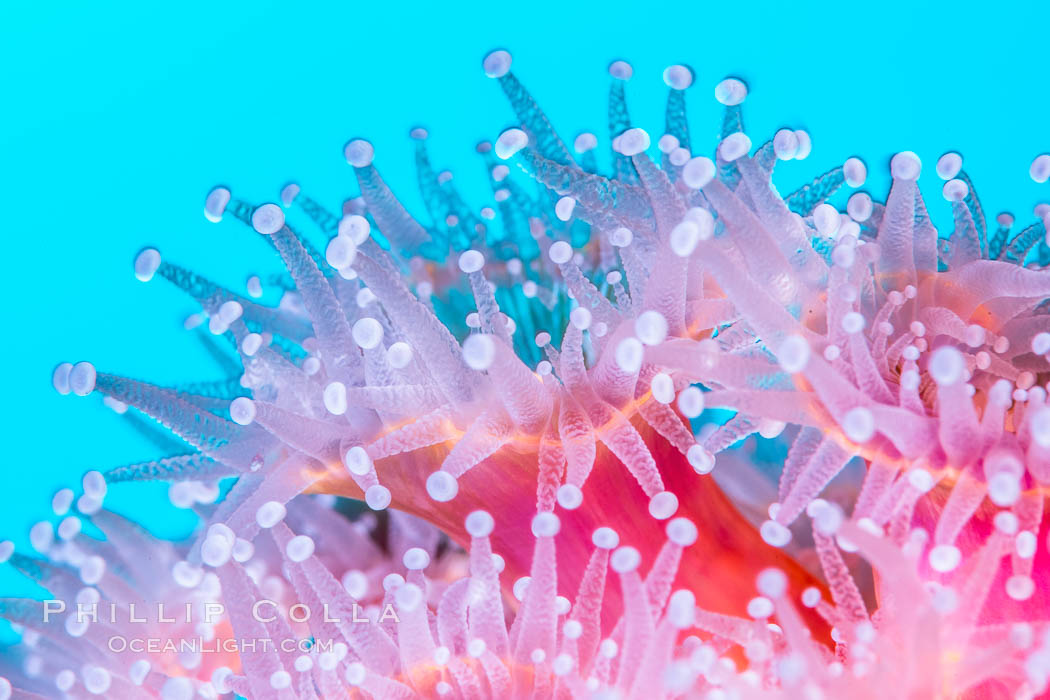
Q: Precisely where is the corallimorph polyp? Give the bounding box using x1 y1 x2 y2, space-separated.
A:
5 48 1050 699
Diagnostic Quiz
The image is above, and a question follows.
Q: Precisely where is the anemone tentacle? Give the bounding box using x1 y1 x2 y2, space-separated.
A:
8 48 1050 699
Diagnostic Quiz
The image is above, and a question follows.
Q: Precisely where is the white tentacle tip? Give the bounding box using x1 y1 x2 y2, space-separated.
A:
344 139 375 167
426 471 458 502
204 186 231 222
482 49 512 78
134 248 161 282
251 203 285 235
760 520 792 547
495 128 528 160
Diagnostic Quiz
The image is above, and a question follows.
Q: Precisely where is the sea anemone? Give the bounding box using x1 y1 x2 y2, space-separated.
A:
5 48 1050 698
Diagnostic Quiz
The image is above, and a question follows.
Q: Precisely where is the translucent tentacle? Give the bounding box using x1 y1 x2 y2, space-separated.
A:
487 336 553 434
933 469 986 546
104 452 234 483
536 402 565 512
948 199 982 267
632 154 690 334
561 325 663 496
775 439 852 525
495 71 575 167
558 391 596 490
467 528 510 659
936 380 980 468
778 427 824 502
570 545 610 675
269 522 400 673
514 147 654 232
608 74 638 184
613 558 654 690
439 405 514 479
353 251 477 404
157 261 312 342
292 191 341 236
268 224 365 387
703 413 759 455
736 157 829 288
512 525 558 663
437 577 472 656
875 177 918 291
94 373 256 462
1002 221 1048 264
785 166 845 216
957 171 988 252
813 531 869 623
214 562 299 699
352 162 431 251
366 405 459 460
664 87 690 154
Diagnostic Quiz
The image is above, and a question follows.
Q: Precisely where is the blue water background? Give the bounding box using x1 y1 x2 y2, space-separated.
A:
2 0 1049 614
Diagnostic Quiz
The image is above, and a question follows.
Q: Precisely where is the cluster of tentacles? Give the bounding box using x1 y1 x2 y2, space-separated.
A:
3 49 1050 699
